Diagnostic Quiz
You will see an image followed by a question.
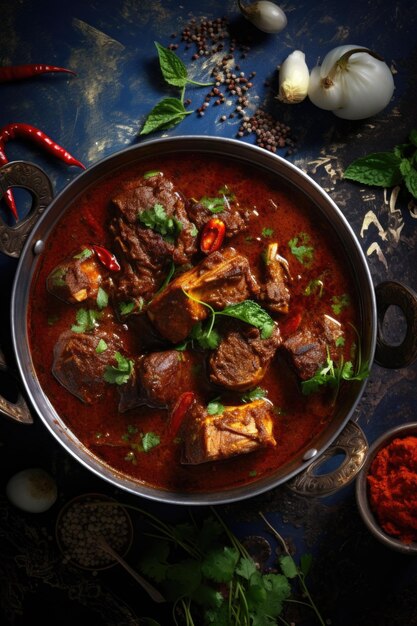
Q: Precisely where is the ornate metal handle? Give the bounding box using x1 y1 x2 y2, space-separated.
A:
374 281 417 368
286 421 368 497
0 160 53 258
0 348 33 424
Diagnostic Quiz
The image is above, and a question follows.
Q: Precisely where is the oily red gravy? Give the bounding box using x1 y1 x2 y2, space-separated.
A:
28 153 360 493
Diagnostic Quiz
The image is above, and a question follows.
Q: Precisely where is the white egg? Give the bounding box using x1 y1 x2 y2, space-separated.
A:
6 468 58 513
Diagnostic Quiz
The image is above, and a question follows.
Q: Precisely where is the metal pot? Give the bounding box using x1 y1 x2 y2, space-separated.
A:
1 136 416 505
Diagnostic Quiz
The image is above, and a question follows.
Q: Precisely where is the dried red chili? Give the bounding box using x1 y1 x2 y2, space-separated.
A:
0 64 76 82
200 217 226 253
92 245 121 272
169 391 195 437
367 435 417 544
0 122 85 221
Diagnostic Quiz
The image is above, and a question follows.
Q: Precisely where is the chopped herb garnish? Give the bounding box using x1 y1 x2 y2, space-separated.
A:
49 267 66 287
143 170 162 179
138 203 183 242
288 232 314 266
304 278 324 297
200 187 235 214
335 336 345 348
261 227 274 238
71 308 101 333
73 248 93 261
190 223 199 237
155 261 176 295
242 387 268 402
95 338 108 354
140 432 161 452
119 299 143 316
103 352 134 385
331 294 350 314
96 286 108 310
207 399 225 415
191 321 221 350
301 348 370 397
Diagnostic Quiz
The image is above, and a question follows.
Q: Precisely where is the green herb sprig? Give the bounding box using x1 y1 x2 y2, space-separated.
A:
182 290 275 350
344 129 417 200
103 352 134 385
301 347 369 397
140 42 213 135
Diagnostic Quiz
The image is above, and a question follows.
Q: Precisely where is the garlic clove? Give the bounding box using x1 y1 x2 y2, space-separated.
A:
6 468 58 513
277 50 310 104
238 0 287 34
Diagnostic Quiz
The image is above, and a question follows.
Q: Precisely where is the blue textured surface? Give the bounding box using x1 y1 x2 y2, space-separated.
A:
1 1 417 624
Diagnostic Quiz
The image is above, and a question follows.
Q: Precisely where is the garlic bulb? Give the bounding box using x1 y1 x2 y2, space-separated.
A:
237 0 287 34
308 45 395 120
277 50 310 104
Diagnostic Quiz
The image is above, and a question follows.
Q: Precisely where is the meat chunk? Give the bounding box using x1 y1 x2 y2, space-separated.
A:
182 399 276 464
209 323 281 391
186 192 250 239
52 330 138 410
46 247 103 305
110 172 198 302
138 350 207 408
147 247 259 344
282 314 344 380
259 243 291 314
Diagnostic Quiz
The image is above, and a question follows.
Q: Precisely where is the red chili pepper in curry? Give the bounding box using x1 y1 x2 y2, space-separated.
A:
169 391 195 437
92 245 121 272
0 64 76 82
0 122 85 221
200 217 226 253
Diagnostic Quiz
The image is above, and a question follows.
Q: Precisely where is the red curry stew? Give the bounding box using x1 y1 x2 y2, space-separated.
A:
28 153 362 493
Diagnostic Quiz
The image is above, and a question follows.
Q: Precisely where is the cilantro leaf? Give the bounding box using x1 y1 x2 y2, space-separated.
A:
242 387 268 402
288 232 314 266
191 321 221 349
236 557 258 580
301 349 370 396
138 203 183 241
331 293 350 314
73 248 93 260
96 286 108 310
207 399 225 415
141 432 161 452
261 227 274 238
103 352 134 385
201 546 240 583
279 554 298 579
140 97 192 135
71 308 101 333
95 338 108 354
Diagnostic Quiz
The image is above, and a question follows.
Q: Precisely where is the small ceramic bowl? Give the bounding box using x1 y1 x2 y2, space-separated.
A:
355 422 417 555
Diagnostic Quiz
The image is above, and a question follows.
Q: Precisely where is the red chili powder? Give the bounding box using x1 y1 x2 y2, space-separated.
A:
367 435 417 544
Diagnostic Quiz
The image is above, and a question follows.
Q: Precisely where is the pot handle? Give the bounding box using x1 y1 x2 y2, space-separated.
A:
0 160 54 258
285 421 368 497
0 347 33 424
374 281 417 368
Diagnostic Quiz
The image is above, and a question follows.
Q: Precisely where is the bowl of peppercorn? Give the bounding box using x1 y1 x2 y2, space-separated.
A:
355 422 417 554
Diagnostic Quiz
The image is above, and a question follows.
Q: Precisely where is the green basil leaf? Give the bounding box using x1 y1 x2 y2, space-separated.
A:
155 41 188 87
140 98 191 135
218 300 275 339
344 152 402 187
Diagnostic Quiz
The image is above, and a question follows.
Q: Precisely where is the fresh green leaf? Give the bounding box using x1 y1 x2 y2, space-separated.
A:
344 152 402 187
96 286 108 310
103 352 134 385
71 308 101 333
288 232 314 266
141 432 161 452
200 195 227 214
155 261 176 295
138 540 170 583
73 248 93 260
96 338 108 354
242 387 267 402
138 203 183 241
201 546 240 583
261 227 274 238
166 559 202 598
191 321 221 349
219 300 275 339
155 41 188 87
207 399 225 415
192 584 224 609
279 554 298 579
331 293 350 314
301 349 370 396
140 97 192 135
49 267 66 287
403 165 417 199
143 170 162 179
300 553 313 577
304 278 324 297
236 557 258 580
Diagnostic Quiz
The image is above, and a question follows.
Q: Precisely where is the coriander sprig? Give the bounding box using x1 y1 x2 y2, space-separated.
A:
140 42 213 135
